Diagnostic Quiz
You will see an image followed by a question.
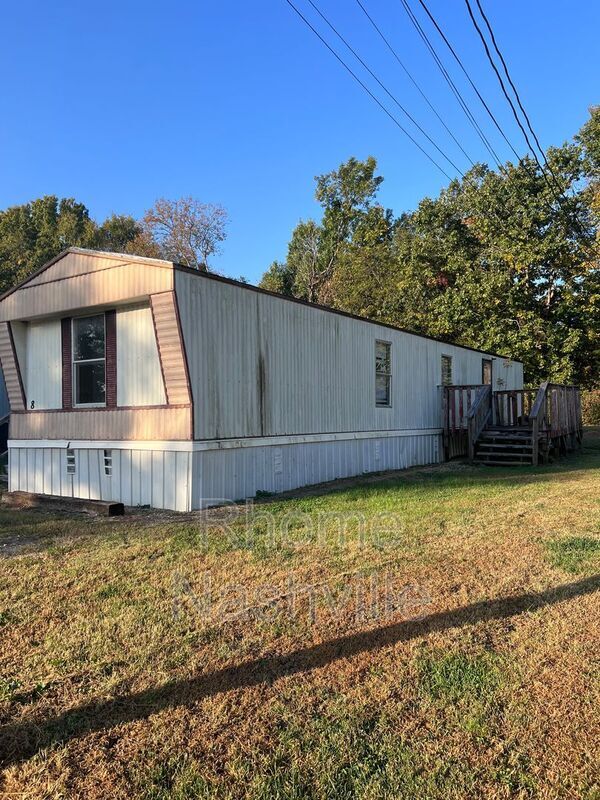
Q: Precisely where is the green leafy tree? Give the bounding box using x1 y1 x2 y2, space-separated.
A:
93 214 143 253
260 260 296 295
260 156 392 303
262 111 600 387
0 196 140 294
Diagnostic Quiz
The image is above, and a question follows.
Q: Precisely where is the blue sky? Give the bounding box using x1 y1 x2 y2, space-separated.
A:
1 0 597 283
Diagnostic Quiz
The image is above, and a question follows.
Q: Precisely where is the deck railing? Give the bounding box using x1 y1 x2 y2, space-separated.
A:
442 385 483 432
493 389 538 427
443 383 582 464
442 384 489 459
546 385 583 438
530 382 549 466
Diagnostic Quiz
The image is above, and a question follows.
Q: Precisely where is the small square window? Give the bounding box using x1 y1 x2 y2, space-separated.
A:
103 449 112 477
375 341 392 407
66 449 76 475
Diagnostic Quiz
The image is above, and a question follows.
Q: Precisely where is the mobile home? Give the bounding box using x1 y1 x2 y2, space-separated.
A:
0 248 524 510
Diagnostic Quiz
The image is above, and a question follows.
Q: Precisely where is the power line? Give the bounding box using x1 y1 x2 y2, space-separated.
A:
470 0 569 199
283 0 453 179
462 0 553 183
412 0 587 240
303 0 465 175
354 0 475 167
414 0 525 166
404 0 593 254
398 0 504 169
473 0 547 166
464 0 597 252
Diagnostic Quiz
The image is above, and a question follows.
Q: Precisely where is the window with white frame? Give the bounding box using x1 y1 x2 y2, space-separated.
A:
73 314 106 406
441 354 453 387
375 341 392 407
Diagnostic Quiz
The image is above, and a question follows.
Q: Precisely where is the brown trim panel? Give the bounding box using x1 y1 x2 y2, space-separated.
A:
172 289 194 439
105 309 117 407
61 318 72 409
0 322 25 411
150 292 191 407
11 405 192 441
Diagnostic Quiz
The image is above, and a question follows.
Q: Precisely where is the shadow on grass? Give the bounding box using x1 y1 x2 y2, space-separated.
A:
1 573 598 767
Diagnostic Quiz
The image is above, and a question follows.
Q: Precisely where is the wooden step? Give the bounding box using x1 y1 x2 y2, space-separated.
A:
476 457 532 463
484 429 531 433
477 453 532 459
481 429 532 437
477 442 534 450
475 459 534 466
475 449 533 463
479 435 533 444
485 426 532 432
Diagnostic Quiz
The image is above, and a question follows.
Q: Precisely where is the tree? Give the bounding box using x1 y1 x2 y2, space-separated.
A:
385 152 595 384
0 196 140 294
93 214 143 253
261 111 600 388
285 220 322 302
574 106 600 386
140 197 228 270
314 155 384 300
260 260 296 295
259 156 391 303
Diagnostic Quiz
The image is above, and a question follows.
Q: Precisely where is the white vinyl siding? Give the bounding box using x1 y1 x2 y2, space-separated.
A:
116 305 166 407
9 445 191 511
25 318 62 410
176 271 524 439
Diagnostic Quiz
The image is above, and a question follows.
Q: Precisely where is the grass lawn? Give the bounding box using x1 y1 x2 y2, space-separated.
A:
1 430 599 799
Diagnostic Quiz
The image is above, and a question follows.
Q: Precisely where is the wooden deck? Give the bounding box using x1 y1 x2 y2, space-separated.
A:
443 383 583 465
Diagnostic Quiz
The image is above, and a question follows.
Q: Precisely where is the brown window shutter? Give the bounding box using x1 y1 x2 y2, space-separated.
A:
105 310 117 408
61 318 72 409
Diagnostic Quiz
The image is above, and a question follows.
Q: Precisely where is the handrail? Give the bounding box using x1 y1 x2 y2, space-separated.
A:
530 381 549 421
467 384 492 462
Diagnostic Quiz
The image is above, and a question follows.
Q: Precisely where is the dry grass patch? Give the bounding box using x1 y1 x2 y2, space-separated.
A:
0 429 599 799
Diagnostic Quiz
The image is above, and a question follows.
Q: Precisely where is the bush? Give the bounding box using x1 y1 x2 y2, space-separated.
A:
581 390 600 425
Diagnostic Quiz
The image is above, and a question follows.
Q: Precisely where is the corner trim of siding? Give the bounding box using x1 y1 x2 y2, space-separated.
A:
172 288 194 439
0 322 26 410
7 322 26 409
150 292 192 422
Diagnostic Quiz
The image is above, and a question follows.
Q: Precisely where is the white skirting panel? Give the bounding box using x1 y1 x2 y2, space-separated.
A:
8 446 192 512
8 432 441 512
191 432 442 509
